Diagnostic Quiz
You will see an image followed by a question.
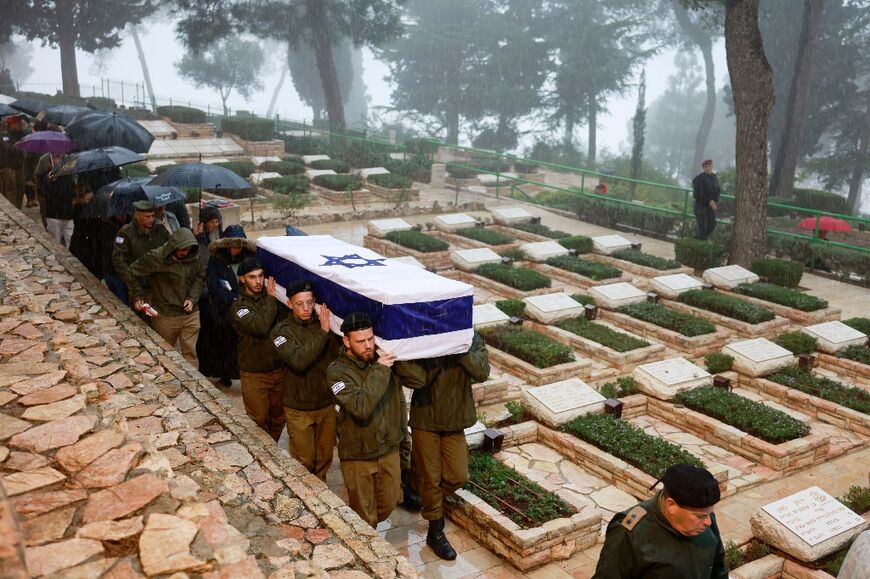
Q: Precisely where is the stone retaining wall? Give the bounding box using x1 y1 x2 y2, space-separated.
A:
484 345 593 387
310 184 380 205
600 310 732 357
362 235 453 271
488 225 551 244
528 320 666 370
450 270 562 300
225 133 285 157
662 299 792 339
363 183 421 202
166 121 216 139
472 375 514 406
815 354 870 388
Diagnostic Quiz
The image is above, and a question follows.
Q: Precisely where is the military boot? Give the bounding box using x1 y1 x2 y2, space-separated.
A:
401 470 421 512
426 517 456 560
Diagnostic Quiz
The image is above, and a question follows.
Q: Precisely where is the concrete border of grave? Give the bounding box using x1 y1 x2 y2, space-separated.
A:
491 207 534 225
309 183 377 204
587 253 694 279
366 218 413 238
716 288 842 325
723 338 796 378
431 229 521 254
522 378 606 428
662 298 791 340
632 357 712 400
362 235 453 271
484 344 593 387
364 181 421 202
450 270 562 301
592 234 633 255
599 309 732 357
589 283 647 310
702 264 760 289
522 293 585 324
433 212 478 232
472 303 511 329
488 224 552 243
801 321 867 354
726 554 787 579
472 372 515 406
453 248 503 272
525 261 629 290
536 319 666 369
813 354 870 388
648 274 705 299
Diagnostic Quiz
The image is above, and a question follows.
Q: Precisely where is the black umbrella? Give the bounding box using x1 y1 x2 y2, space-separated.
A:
64 111 155 153
49 146 144 178
9 98 49 116
41 104 92 126
148 162 253 191
143 185 186 208
0 103 19 117
80 176 151 218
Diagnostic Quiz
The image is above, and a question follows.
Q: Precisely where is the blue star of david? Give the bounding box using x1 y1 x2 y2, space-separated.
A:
320 254 388 269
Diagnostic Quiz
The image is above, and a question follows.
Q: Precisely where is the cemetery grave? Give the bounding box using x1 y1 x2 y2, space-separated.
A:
728 282 840 325
591 234 633 255
589 248 691 278
363 228 453 270
664 289 791 339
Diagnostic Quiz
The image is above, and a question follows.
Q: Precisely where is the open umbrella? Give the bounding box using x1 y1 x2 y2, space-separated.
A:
80 176 151 218
143 185 186 208
49 146 144 178
797 216 853 233
13 131 78 155
64 111 155 153
41 104 92 126
0 103 19 118
9 98 49 116
149 162 252 192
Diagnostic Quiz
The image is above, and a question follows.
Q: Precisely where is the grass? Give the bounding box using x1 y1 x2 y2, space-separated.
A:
555 317 650 352
476 263 552 291
774 332 817 355
495 299 525 318
617 302 716 337
557 235 593 253
840 485 870 514
767 367 870 414
611 249 681 270
262 175 309 195
311 174 363 191
455 227 516 246
733 283 828 312
259 160 306 176
385 230 449 253
510 222 570 239
838 344 870 365
678 289 776 324
704 353 734 373
546 255 622 281
367 172 413 189
480 326 574 368
308 158 351 172
598 377 640 399
842 317 870 335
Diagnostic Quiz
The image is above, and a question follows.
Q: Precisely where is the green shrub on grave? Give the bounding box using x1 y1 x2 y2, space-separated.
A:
156 105 206 124
704 353 734 374
495 299 526 319
510 222 571 239
774 332 817 355
842 317 870 336
766 367 870 414
446 163 478 179
221 116 275 141
311 174 363 191
215 160 256 178
475 263 551 291
513 160 538 174
617 302 716 337
750 258 804 289
557 235 593 253
732 283 827 311
562 414 704 479
792 188 851 215
283 136 330 155
612 249 681 271
480 326 574 368
385 230 449 253
598 377 640 399
262 175 309 195
840 485 870 515
674 238 727 270
676 386 810 444
455 227 515 246
571 293 596 306
555 317 650 352
545 255 622 281
259 160 306 176
535 189 576 211
505 400 527 424
677 289 775 324
308 158 351 173
367 172 413 189
838 345 870 365
498 248 526 262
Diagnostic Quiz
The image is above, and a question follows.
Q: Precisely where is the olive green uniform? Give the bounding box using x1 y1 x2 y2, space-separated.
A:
112 219 171 305
270 311 340 480
592 491 728 579
231 290 287 441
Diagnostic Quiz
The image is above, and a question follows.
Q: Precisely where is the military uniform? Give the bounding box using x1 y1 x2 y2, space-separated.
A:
112 218 170 306
270 310 340 481
231 288 288 441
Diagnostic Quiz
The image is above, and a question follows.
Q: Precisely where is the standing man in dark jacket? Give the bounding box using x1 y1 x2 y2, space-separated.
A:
404 332 490 560
112 200 171 311
270 280 339 481
692 159 721 241
231 257 287 441
592 463 728 579
128 228 204 366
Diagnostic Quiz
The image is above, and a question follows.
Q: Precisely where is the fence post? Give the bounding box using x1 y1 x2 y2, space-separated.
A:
580 173 586 194
813 214 821 240
682 189 690 235
495 152 501 200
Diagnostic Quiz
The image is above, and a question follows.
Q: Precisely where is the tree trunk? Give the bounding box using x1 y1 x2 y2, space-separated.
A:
563 112 574 151
725 0 775 266
306 0 345 131
446 98 459 145
129 24 156 110
57 2 80 97
587 100 598 167
267 62 288 118
769 0 824 198
846 91 870 213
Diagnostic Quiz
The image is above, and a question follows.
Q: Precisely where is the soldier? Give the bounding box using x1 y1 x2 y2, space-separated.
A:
128 228 204 366
112 200 171 312
405 332 490 560
592 463 728 579
326 312 424 528
230 257 287 441
269 280 338 481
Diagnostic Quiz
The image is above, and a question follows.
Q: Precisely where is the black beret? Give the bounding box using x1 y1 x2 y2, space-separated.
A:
237 257 263 276
340 311 372 335
286 279 314 299
660 464 720 508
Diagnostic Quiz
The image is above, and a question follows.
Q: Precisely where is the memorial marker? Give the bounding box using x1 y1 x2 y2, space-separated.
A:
801 321 867 354
523 378 605 427
367 218 413 238
650 274 704 299
434 213 478 232
592 234 632 255
589 282 646 309
523 292 584 323
633 357 711 399
452 248 502 271
520 240 569 262
491 207 534 225
473 303 511 329
723 338 795 377
703 265 760 290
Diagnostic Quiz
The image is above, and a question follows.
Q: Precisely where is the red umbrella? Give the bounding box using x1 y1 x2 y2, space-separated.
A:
797 216 853 233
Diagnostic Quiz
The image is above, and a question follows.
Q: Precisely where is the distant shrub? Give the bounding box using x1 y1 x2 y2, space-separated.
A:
222 116 275 141
570 293 596 306
792 188 850 215
704 353 734 374
674 238 727 270
476 263 551 291
750 258 803 289
733 282 826 311
157 105 206 124
309 159 351 173
367 172 413 189
598 377 640 399
617 302 716 337
842 317 870 336
838 345 870 365
557 235 593 253
513 160 538 173
262 175 308 195
510 222 570 239
612 249 681 271
678 289 775 324
499 248 526 262
555 317 650 352
446 163 478 179
840 485 870 515
385 230 449 253
455 227 515 246
283 136 330 155
774 332 817 355
545 255 622 281
259 160 305 176
312 174 362 191
767 367 870 414
215 161 256 178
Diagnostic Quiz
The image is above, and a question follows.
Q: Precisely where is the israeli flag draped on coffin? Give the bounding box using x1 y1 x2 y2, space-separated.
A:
256 235 474 360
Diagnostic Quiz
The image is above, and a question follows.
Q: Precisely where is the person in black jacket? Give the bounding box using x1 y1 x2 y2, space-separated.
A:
691 159 721 241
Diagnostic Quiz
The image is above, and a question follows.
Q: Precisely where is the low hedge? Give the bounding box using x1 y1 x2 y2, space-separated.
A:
598 377 640 399
283 136 330 155
838 345 870 365
704 353 734 373
513 160 538 173
367 172 413 189
480 326 574 368
676 386 810 444
572 195 681 239
617 302 716 337
262 175 309 195
750 258 803 289
259 160 305 176
455 227 515 246
774 332 817 355
555 317 650 352
677 289 775 324
842 317 870 335
215 161 256 178
767 367 870 414
571 293 596 306
446 162 478 179
499 248 526 262
308 159 351 173
733 283 827 311
557 235 593 253
475 263 551 291
792 188 851 215
562 414 704 479
495 299 525 318
674 238 727 270
612 249 681 271
510 222 570 239
545 255 621 281
222 116 275 141
156 105 206 124
385 230 449 253
311 174 363 191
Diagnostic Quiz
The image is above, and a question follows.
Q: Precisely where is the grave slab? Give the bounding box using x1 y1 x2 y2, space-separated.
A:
523 293 584 324
302 154 330 164
366 218 413 238
523 378 605 427
633 357 711 400
751 486 867 562
477 172 519 186
649 274 704 299
305 169 337 179
703 265 760 289
359 167 390 178
491 207 534 225
520 240 569 262
589 282 646 310
801 321 867 354
723 338 795 377
249 172 282 185
592 234 632 255
386 256 425 269
472 304 510 329
434 213 477 232
451 248 502 272
251 156 281 166
200 157 231 165
138 120 175 138
464 421 487 449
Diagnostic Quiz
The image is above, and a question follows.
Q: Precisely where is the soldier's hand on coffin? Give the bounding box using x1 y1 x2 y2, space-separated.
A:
266 277 277 297
376 350 396 368
318 303 331 332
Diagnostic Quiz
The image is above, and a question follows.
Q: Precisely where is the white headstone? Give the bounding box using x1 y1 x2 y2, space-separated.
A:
251 156 282 166
633 357 712 400
523 292 585 324
302 154 331 164
592 234 633 255
801 321 867 354
520 240 569 262
751 487 868 562
249 172 282 185
306 169 338 179
430 163 446 188
473 303 511 329
465 421 487 449
723 338 795 377
703 265 760 290
649 274 704 299
367 218 414 238
491 207 534 225
467 185 489 194
589 282 646 310
523 378 606 427
360 167 391 178
201 157 231 165
434 213 478 232
452 248 502 271
386 256 425 269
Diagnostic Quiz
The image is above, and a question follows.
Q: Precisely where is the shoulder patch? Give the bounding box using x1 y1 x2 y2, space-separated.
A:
273 335 287 347
621 506 647 531
115 236 124 244
236 308 250 318
331 381 346 395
